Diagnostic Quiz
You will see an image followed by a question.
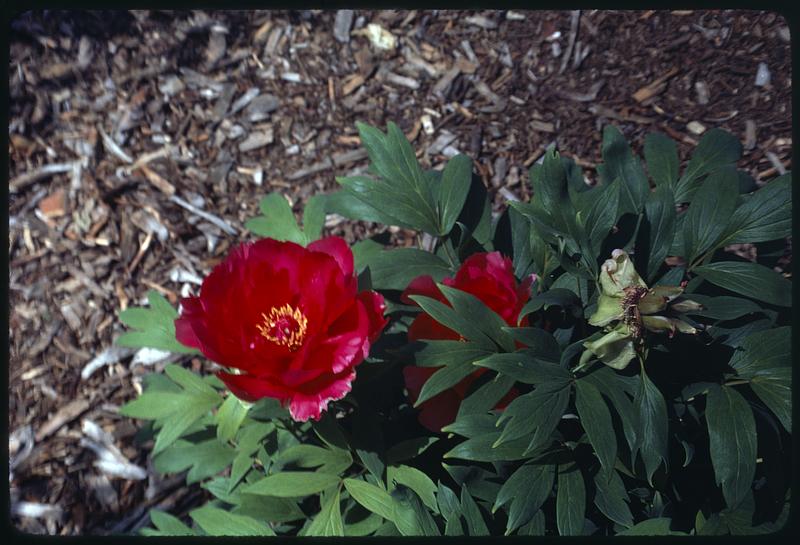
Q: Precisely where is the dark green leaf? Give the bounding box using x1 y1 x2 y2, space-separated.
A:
412 340 493 368
365 248 451 291
593 468 633 528
557 463 586 536
274 444 352 475
153 438 236 484
436 482 461 523
495 462 555 535
414 360 476 407
325 187 403 225
675 128 742 203
441 413 498 438
438 154 473 235
706 385 757 509
634 372 669 484
694 261 791 307
640 185 676 283
302 194 327 242
475 351 570 385
337 175 438 233
460 485 490 536
682 166 739 263
581 367 638 453
408 294 493 349
599 125 648 214
644 132 679 189
456 374 517 417
495 383 571 451
233 495 305 523
720 174 791 245
386 437 438 464
618 517 685 535
575 380 617 474
750 368 791 432
584 179 621 254
502 327 560 361
728 326 790 378
438 284 516 351
680 294 763 321
444 431 534 462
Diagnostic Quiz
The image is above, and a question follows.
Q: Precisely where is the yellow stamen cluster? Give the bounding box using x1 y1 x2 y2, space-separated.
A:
257 303 308 351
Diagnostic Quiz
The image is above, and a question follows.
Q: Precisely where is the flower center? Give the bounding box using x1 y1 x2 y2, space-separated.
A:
257 304 308 351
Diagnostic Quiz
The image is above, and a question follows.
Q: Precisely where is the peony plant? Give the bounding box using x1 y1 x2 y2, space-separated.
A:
118 122 791 537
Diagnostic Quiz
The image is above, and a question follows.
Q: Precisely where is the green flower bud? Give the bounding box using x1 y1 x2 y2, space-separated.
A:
599 249 647 297
670 297 705 313
582 323 637 370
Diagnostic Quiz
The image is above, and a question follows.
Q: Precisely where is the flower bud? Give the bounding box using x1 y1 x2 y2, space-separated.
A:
670 297 705 313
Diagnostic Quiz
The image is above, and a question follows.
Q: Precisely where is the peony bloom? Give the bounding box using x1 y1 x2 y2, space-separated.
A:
175 237 388 422
402 252 532 432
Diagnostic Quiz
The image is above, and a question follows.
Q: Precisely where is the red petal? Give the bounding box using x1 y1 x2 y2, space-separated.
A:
357 291 388 343
217 371 291 402
407 313 459 342
288 370 356 422
402 365 438 404
416 390 462 433
308 236 354 278
401 275 445 305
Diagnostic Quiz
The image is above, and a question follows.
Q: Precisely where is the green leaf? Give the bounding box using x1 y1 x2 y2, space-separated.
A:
438 284 516 351
728 323 791 376
412 340 493 368
575 380 617 474
302 194 327 242
599 125 648 214
456 374 517 418
640 185 676 283
581 367 638 453
245 193 306 244
437 482 461 523
557 463 586 536
444 431 533 462
343 478 395 521
750 367 791 432
413 361 474 407
164 364 218 397
190 505 275 536
215 395 249 442
307 488 344 536
618 517 685 535
680 294 763 321
584 179 621 254
153 438 236 484
460 485 490 536
495 382 571 452
719 174 791 245
693 261 791 307
593 468 633 528
706 384 757 509
153 403 219 456
408 295 493 349
385 437 437 464
495 462 555 535
502 328 560 361
365 248 451 291
682 166 739 263
475 351 570 385
233 495 306 523
387 465 438 514
325 187 404 226
675 128 742 203
117 290 199 353
243 471 340 497
148 510 196 536
634 371 669 484
391 485 440 536
438 154 473 235
644 132 680 189
274 444 352 475
119 392 194 420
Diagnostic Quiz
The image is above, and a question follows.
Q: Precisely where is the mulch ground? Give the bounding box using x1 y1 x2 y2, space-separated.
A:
8 9 792 535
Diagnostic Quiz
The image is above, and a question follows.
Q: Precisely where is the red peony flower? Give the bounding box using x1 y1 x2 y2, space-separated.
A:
175 237 388 422
401 252 533 432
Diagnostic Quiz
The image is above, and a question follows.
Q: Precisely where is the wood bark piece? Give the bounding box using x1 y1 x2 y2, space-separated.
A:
35 399 91 442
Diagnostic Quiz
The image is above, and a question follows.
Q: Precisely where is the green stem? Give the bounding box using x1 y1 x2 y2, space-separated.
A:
440 237 458 268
